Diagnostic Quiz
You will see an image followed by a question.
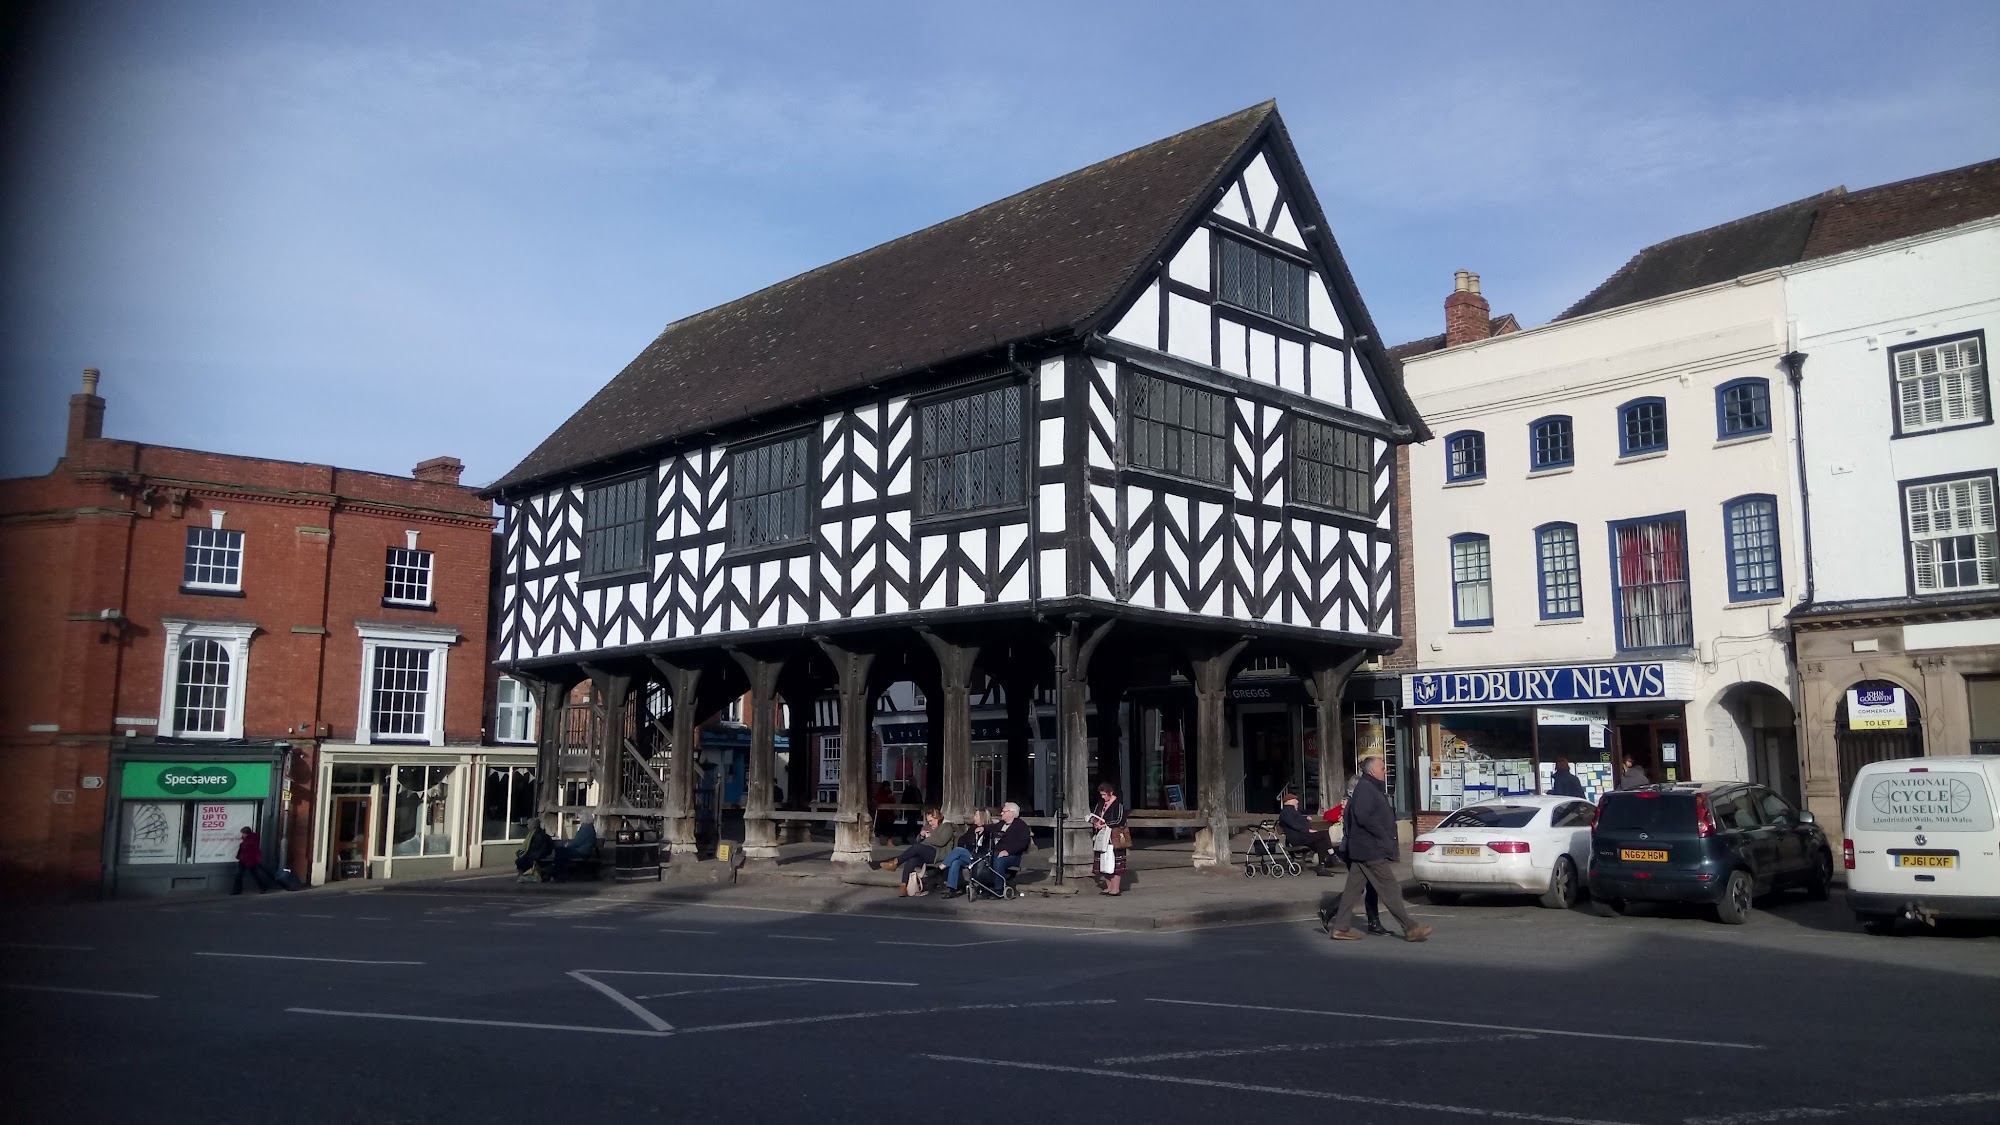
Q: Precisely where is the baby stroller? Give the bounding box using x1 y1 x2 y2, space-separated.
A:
1244 821 1304 878
965 842 1020 901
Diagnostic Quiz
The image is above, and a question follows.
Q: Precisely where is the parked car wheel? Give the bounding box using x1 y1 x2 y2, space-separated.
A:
1539 856 1578 910
1804 851 1833 901
1425 890 1460 906
1714 869 1755 925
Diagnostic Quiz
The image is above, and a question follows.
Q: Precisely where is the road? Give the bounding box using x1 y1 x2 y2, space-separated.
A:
3 882 1996 1124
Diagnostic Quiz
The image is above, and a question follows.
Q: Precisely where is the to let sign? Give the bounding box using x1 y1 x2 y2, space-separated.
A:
1403 663 1691 710
1846 686 1907 730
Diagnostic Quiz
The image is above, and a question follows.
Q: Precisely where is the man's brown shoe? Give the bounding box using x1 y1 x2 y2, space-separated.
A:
1404 924 1434 942
1329 929 1364 941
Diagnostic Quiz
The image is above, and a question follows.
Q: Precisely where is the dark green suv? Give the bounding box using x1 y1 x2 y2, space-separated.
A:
1587 782 1834 924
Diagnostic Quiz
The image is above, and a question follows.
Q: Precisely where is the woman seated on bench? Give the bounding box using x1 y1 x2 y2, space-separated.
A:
551 816 598 880
938 808 992 896
881 806 955 896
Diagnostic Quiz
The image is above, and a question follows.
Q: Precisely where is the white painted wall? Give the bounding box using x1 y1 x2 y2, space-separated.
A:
1403 276 1802 780
1785 217 2000 602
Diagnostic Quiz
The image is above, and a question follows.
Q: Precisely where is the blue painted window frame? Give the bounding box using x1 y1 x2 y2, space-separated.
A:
1449 532 1494 627
1606 510 1693 652
1529 415 1574 471
1445 430 1487 482
1721 494 1783 601
1715 378 1772 439
1535 522 1584 619
1617 397 1668 457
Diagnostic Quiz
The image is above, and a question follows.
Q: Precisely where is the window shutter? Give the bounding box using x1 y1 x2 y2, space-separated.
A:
1912 538 1937 592
1905 484 1934 537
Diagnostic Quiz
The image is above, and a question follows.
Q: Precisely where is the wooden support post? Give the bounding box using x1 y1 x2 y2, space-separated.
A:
1302 651 1367 816
1189 638 1251 868
919 630 980 826
531 678 569 833
816 639 877 868
1052 620 1115 880
586 668 633 840
648 656 703 858
727 649 785 862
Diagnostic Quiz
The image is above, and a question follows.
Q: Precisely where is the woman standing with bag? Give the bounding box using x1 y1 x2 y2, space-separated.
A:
1090 781 1129 896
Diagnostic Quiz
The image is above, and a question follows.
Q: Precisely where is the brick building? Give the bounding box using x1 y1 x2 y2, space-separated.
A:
0 370 505 897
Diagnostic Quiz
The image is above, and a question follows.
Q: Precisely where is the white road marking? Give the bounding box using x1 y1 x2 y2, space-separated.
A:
656 928 717 935
571 925 616 931
635 981 813 1000
1098 1032 1536 1065
664 900 1117 933
924 1055 1642 1125
1148 998 1762 1050
289 1008 670 1037
1 943 93 951
357 917 390 922
876 938 1019 948
4 983 157 999
682 998 1114 1036
567 970 673 1032
299 914 337 919
767 935 834 942
194 952 425 966
578 970 918 987
1685 1091 2000 1124
494 922 533 927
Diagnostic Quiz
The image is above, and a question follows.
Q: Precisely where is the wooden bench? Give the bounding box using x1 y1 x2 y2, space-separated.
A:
534 839 604 882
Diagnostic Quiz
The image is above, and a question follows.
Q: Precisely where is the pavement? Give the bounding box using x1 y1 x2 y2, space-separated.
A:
4 851 1998 1125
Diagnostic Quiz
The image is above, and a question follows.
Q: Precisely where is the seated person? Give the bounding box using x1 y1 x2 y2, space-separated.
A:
938 808 991 895
883 807 955 896
1278 790 1337 872
552 816 598 879
967 802 1031 897
516 822 553 878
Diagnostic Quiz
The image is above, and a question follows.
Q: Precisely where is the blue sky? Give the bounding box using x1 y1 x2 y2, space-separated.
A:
4 1 1997 487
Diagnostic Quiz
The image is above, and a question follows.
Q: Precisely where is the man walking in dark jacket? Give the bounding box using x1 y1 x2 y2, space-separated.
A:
1548 758 1587 799
1327 756 1432 942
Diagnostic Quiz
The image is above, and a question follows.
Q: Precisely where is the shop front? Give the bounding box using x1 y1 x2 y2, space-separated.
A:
103 743 290 897
1402 660 1697 821
311 744 537 885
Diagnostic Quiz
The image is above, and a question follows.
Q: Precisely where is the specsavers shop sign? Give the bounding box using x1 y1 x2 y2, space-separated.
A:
121 762 271 800
1402 662 1694 710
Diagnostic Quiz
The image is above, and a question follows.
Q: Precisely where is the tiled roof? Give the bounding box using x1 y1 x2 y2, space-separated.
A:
1802 158 2000 259
1385 313 1519 361
495 102 1407 495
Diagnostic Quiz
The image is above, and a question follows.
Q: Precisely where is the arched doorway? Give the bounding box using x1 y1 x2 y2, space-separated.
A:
1710 682 1800 805
1836 679 1924 808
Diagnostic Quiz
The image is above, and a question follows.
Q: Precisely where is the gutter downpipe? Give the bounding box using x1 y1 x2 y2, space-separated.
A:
1782 350 1814 606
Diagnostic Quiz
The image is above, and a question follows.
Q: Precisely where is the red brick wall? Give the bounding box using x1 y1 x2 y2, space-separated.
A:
1384 442 1418 670
0 414 494 896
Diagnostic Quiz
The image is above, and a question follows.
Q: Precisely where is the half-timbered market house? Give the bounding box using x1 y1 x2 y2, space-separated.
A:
484 102 1430 873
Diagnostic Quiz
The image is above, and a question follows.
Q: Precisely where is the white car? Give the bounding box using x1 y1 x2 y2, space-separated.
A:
1412 795 1596 909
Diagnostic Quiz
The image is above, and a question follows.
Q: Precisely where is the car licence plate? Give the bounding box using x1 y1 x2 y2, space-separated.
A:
1442 845 1481 857
1620 849 1668 862
1896 853 1956 868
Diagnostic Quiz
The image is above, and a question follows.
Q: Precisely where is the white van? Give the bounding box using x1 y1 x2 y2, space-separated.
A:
1844 755 2000 929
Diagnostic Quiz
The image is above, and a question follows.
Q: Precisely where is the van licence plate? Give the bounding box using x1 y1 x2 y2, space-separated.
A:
1896 853 1956 868
1620 849 1668 862
1442 845 1481 857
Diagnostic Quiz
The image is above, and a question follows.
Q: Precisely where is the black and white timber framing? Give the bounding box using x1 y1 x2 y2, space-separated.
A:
486 103 1429 872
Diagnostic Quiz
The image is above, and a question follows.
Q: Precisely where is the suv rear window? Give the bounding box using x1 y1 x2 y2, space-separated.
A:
1439 805 1541 829
1851 771 1995 833
1593 792 1696 833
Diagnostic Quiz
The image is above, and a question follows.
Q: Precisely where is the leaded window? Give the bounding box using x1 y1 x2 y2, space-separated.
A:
1612 517 1691 649
1531 416 1573 470
1125 371 1230 486
1451 534 1493 627
183 527 244 590
1717 379 1772 438
384 546 433 606
174 638 232 735
919 384 1024 517
1893 335 1987 434
1216 235 1309 327
1723 495 1782 600
581 475 649 579
371 646 433 741
1906 474 1997 592
1619 398 1668 456
1291 417 1371 515
1536 523 1582 619
729 434 813 550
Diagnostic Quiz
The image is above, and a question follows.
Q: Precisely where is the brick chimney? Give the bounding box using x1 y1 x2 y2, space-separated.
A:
1444 270 1491 348
66 367 105 456
412 456 464 486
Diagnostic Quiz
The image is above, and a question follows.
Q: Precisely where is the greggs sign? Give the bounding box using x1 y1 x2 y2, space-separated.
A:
1402 662 1694 710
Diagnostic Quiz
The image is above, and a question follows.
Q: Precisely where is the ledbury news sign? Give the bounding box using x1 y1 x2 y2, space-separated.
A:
1402 661 1696 710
